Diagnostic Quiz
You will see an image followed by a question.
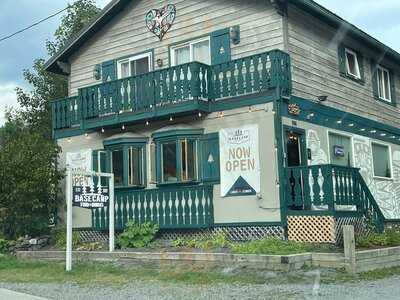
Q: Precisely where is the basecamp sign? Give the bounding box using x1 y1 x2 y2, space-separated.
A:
219 124 260 197
72 185 109 209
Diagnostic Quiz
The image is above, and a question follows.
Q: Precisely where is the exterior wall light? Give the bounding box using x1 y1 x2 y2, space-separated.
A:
317 95 328 102
230 25 240 45
93 64 101 80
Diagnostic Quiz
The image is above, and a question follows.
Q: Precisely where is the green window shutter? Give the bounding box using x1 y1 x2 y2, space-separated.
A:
200 133 220 182
338 44 346 76
371 59 379 99
211 28 231 65
101 60 117 82
389 70 397 106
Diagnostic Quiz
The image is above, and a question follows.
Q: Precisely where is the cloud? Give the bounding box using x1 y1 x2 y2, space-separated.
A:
0 82 20 125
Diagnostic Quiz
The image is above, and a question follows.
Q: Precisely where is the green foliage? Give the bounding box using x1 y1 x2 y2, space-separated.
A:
52 227 81 250
0 239 15 254
172 233 232 250
357 230 400 248
117 222 159 249
231 238 311 255
0 0 101 239
0 120 63 239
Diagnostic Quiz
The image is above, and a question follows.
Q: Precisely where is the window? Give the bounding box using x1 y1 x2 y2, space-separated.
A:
117 52 152 79
171 38 211 66
372 143 392 178
112 149 124 186
377 66 392 102
328 132 353 167
104 137 148 187
161 142 178 182
345 48 361 79
181 139 197 181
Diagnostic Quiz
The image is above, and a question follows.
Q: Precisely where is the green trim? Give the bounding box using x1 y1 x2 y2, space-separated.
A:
287 210 362 218
283 96 400 145
210 92 276 112
152 129 204 139
103 137 148 147
54 128 86 139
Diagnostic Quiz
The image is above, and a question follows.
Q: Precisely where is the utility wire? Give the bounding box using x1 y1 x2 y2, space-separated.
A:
0 5 70 43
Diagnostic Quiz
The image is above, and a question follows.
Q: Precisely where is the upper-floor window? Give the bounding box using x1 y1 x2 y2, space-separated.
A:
345 48 361 79
117 52 153 79
170 37 211 66
371 142 392 179
377 65 392 102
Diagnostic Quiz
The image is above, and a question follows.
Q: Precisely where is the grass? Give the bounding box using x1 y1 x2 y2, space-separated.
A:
1 255 400 287
0 255 266 286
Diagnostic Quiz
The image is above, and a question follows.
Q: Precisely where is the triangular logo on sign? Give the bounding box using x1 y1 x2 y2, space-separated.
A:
225 176 256 197
207 153 214 163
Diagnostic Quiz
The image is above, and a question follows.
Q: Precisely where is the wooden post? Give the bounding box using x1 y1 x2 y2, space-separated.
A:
343 225 356 274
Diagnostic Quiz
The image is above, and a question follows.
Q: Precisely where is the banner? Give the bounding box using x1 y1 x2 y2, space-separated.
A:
66 149 92 186
219 124 260 197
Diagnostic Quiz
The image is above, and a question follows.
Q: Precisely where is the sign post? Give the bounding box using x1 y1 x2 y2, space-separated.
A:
65 170 114 271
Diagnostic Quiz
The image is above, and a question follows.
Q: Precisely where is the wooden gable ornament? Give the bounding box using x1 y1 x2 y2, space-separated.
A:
145 4 176 41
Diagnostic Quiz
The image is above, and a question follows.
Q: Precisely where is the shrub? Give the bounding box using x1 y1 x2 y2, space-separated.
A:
172 233 231 250
0 239 15 254
231 238 311 255
52 227 81 250
117 222 159 249
357 230 400 248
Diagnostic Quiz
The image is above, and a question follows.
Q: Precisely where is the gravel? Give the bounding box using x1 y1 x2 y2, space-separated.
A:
1 275 400 300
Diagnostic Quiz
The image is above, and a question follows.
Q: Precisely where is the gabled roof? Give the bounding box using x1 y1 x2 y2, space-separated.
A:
44 0 400 75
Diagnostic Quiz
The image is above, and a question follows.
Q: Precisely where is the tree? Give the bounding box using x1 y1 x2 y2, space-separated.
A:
13 0 101 139
0 0 101 239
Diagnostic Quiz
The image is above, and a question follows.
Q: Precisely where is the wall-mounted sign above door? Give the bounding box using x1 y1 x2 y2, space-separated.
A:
145 4 176 41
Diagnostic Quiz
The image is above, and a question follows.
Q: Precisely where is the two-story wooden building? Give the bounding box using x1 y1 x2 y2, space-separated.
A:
46 0 400 242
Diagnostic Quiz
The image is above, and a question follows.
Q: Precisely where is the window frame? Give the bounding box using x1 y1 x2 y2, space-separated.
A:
377 65 392 102
344 48 361 79
371 141 393 180
116 51 153 79
103 138 148 188
327 130 355 167
170 37 211 66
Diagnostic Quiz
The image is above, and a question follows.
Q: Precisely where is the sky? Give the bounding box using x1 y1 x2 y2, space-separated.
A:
0 0 400 125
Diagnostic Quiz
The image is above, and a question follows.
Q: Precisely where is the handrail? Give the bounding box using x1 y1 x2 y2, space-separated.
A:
285 164 386 232
51 49 291 131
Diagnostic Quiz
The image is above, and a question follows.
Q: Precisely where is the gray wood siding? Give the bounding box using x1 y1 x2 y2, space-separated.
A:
68 0 284 95
287 4 400 128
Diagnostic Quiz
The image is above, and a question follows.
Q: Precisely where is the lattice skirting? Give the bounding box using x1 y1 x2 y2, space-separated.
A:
159 226 285 242
75 225 284 243
288 215 367 244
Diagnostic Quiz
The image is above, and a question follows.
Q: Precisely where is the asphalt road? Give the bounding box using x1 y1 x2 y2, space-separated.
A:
1 275 400 300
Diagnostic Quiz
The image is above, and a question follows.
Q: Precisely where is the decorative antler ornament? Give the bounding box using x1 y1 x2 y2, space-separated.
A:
145 4 176 41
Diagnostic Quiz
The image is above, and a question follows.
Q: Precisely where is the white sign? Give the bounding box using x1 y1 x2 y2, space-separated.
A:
66 149 92 186
219 124 260 197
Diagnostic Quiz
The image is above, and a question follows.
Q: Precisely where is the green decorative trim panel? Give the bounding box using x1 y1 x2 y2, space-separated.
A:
92 185 214 230
283 96 400 145
152 129 204 140
52 49 291 138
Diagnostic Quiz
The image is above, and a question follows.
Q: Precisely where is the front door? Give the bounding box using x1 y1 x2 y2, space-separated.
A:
285 128 306 167
284 127 307 210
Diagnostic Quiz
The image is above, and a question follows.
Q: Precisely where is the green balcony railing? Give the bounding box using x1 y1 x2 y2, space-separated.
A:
285 164 385 231
52 49 291 131
92 185 214 230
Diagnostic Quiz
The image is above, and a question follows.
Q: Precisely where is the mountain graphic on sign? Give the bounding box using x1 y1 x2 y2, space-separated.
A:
226 176 256 196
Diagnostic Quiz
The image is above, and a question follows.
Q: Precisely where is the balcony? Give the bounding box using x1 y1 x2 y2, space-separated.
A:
52 49 291 134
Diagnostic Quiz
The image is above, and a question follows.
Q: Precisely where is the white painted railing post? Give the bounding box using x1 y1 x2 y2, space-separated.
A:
109 174 115 252
66 169 72 272
343 225 356 274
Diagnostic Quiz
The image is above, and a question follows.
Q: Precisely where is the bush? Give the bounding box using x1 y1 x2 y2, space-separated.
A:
231 238 311 255
52 227 81 250
0 239 15 254
117 222 159 249
357 230 400 248
172 233 232 250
